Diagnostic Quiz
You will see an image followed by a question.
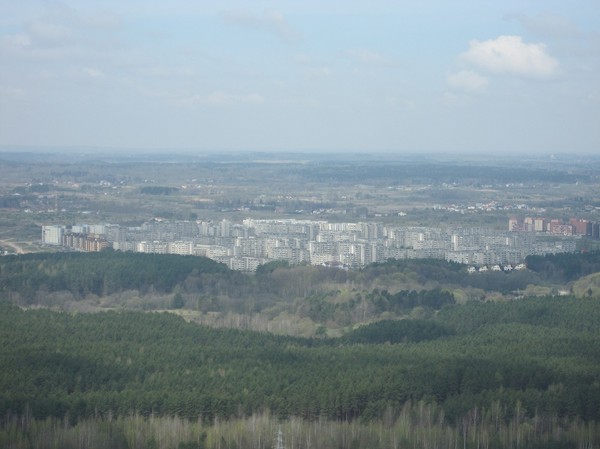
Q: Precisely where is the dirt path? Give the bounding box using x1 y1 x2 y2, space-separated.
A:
0 240 27 254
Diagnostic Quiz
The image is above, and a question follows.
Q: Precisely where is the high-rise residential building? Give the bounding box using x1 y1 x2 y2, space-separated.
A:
88 224 106 235
168 241 193 255
219 219 232 237
534 218 546 232
569 218 591 235
42 225 64 245
71 224 88 234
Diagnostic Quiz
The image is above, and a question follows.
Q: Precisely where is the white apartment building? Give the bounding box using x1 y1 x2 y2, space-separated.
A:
168 241 193 255
88 224 106 235
137 241 168 254
71 224 88 234
42 225 64 245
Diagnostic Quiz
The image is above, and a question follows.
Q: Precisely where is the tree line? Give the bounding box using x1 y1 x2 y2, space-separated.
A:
3 251 595 304
2 251 599 332
0 252 231 300
526 251 600 283
2 404 597 449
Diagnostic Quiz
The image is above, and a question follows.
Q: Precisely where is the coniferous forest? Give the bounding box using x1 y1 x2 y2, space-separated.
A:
1 252 600 448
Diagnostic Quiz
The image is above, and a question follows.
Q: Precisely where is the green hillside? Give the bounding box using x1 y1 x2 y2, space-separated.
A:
1 297 599 424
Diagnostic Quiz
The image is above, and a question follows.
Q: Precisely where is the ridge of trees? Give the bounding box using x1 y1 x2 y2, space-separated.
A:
526 251 600 283
3 251 595 305
2 251 600 335
0 251 231 300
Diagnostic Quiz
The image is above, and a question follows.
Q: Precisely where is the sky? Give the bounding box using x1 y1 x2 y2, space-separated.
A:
0 0 599 154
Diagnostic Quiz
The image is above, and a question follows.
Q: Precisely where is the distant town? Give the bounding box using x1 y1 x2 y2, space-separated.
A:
41 215 597 271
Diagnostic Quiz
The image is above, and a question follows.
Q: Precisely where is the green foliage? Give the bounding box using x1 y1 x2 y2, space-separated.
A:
1 296 599 426
366 258 542 293
526 251 600 283
371 288 456 312
172 292 184 309
342 319 454 344
1 249 600 436
255 260 290 277
435 295 600 333
1 250 598 319
0 252 230 299
363 258 465 285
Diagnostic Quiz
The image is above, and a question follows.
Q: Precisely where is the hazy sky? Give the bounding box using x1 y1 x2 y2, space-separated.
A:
1 1 599 153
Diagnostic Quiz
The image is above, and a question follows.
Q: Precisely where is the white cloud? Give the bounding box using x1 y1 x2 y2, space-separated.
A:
0 2 122 64
304 67 332 78
82 67 103 78
1 33 32 51
447 70 489 93
385 97 415 110
206 91 265 106
220 9 299 42
294 53 312 65
0 86 27 97
43 1 121 30
294 54 332 78
346 48 386 65
138 65 195 79
461 35 559 78
442 92 461 105
26 20 73 44
59 66 105 81
506 13 581 40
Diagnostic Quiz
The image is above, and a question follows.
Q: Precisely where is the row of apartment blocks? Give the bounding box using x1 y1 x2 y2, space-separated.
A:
42 225 109 252
509 217 600 237
42 218 580 271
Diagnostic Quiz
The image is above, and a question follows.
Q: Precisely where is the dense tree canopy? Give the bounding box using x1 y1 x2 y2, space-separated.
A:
0 252 230 300
1 296 599 424
526 251 600 283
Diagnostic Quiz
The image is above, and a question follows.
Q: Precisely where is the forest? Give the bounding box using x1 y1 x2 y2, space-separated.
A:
2 251 600 333
1 251 600 448
1 296 599 448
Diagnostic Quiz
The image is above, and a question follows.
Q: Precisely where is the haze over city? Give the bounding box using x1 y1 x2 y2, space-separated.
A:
1 0 599 154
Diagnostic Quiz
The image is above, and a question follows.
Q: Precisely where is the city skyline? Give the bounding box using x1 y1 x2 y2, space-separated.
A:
41 215 588 271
